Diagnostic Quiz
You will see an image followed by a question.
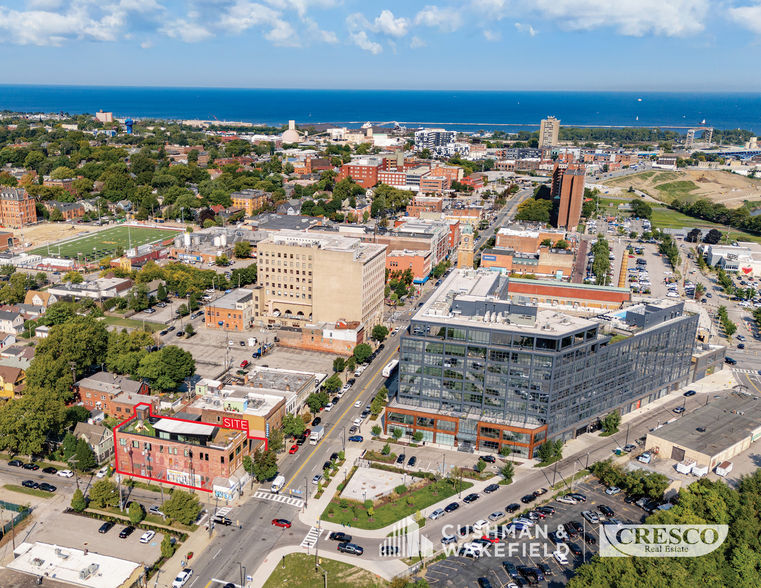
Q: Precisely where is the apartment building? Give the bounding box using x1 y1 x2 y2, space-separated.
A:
0 187 37 228
115 404 251 493
256 230 386 330
496 227 568 253
231 189 269 216
386 270 699 455
552 163 586 232
386 249 433 283
539 116 560 148
338 157 383 188
43 178 77 195
406 196 444 217
44 201 85 221
204 288 257 331
76 372 150 415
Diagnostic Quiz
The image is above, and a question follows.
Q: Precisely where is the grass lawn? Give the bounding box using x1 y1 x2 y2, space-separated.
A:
322 480 473 530
263 553 385 588
30 226 179 260
100 317 163 332
650 207 761 243
653 180 700 202
4 484 52 499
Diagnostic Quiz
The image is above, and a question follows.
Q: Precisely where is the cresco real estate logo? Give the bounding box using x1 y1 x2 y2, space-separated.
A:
600 524 729 558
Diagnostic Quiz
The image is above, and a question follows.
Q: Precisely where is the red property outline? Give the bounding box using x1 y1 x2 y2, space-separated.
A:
113 402 268 493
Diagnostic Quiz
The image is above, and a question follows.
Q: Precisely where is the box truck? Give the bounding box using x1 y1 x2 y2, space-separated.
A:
271 475 285 493
310 425 325 445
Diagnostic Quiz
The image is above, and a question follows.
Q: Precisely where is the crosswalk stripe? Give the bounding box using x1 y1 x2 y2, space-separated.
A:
252 491 304 509
733 368 755 374
300 526 324 548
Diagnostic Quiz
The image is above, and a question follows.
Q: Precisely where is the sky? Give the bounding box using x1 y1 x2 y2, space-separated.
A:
2 0 761 90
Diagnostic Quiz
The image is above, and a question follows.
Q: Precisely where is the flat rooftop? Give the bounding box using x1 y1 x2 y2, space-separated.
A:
190 385 289 417
207 288 252 310
8 543 140 588
648 391 761 457
413 269 596 336
262 229 386 259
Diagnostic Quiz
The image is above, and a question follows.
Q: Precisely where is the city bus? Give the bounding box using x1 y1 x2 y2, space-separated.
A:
382 360 399 378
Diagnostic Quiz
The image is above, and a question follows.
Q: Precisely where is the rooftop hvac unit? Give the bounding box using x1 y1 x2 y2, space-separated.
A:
79 564 100 580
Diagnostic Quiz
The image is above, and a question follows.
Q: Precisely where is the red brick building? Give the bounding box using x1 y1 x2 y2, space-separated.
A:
115 404 251 492
43 178 78 195
406 196 443 217
338 158 383 188
386 249 432 282
76 372 150 415
553 162 586 232
0 187 37 228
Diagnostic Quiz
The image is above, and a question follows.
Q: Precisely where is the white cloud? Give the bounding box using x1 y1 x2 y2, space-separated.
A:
414 5 462 32
264 0 339 18
410 35 426 48
514 22 537 36
303 16 338 43
140 39 153 48
371 9 409 37
265 19 300 46
218 2 281 36
471 0 510 20
728 2 761 35
349 30 382 53
160 19 213 42
482 29 501 41
530 0 709 37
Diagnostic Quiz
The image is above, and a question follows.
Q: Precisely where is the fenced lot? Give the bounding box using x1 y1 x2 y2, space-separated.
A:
29 226 179 260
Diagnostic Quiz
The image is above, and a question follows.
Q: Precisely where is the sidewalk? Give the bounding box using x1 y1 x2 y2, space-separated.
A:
250 545 407 588
158 525 217 588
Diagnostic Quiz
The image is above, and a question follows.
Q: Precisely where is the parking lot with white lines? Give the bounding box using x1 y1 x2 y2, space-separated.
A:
421 479 648 587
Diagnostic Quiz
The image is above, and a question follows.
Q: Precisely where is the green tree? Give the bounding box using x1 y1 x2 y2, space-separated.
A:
185 324 195 336
333 357 346 373
70 488 87 512
250 449 278 482
74 437 97 471
215 254 230 266
161 533 176 559
268 427 285 453
602 410 621 434
353 343 372 364
347 357 357 373
63 270 83 283
233 241 252 258
500 462 515 482
162 489 202 525
49 208 64 222
156 282 168 302
137 345 195 391
371 325 389 343
392 427 403 440
371 424 382 436
128 501 145 524
540 238 553 247
475 459 487 473
62 433 78 460
282 413 306 437
88 479 119 508
413 431 424 443
323 375 342 393
381 443 391 455
499 445 512 459
306 390 329 412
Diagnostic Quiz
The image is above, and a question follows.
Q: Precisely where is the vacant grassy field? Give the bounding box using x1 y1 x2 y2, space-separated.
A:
263 553 385 588
652 180 700 202
100 317 163 332
30 226 179 260
3 484 52 499
650 207 761 243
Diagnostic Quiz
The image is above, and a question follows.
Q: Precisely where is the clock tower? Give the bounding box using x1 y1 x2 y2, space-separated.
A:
457 224 475 270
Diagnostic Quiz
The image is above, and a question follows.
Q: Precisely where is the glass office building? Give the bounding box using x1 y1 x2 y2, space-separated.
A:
385 270 699 457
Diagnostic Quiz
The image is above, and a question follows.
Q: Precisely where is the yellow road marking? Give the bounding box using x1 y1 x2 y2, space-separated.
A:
284 345 399 489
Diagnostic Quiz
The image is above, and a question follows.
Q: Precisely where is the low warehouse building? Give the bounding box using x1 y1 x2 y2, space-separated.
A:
645 389 761 472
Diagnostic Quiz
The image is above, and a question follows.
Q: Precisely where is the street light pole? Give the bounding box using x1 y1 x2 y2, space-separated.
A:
304 476 308 508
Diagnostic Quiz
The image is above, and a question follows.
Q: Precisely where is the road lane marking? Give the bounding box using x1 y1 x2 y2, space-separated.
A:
284 346 398 490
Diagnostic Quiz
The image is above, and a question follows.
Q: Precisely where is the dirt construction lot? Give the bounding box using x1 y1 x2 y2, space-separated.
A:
604 169 761 208
15 222 99 249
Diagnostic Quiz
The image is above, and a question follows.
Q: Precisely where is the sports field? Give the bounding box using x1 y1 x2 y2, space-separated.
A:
29 226 180 260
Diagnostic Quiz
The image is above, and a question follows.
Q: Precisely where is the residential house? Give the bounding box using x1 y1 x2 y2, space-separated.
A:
35 325 50 338
24 291 58 308
76 372 150 415
0 311 24 335
0 333 15 349
73 422 114 465
0 365 24 398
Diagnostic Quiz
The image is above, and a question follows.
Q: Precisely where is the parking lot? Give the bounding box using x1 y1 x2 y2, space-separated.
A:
422 479 648 587
24 513 163 563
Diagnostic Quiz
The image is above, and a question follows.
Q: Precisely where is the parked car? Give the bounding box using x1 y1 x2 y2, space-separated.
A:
312 474 323 485
337 542 363 556
488 511 504 522
536 506 555 515
119 526 135 538
506 503 521 513
395 454 406 465
429 509 445 520
520 494 535 504
348 435 363 442
22 463 39 471
484 484 499 494
21 480 38 489
582 510 600 524
553 551 569 565
140 530 156 543
328 532 352 542
172 569 194 588
441 534 457 545
599 505 615 518
289 444 298 454
605 486 621 495
463 493 480 504
481 455 496 463
38 483 56 492
8 460 23 467
684 390 697 397
98 522 115 534
444 502 460 513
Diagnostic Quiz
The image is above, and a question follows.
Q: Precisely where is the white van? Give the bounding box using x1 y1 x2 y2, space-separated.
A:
271 475 285 493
